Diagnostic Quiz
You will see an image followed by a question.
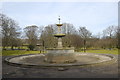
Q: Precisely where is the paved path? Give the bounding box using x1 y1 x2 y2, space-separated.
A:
2 54 119 78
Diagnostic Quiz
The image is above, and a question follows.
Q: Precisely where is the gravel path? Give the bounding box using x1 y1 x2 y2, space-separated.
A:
2 54 119 78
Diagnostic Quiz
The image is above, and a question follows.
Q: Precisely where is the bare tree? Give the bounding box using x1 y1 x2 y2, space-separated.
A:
62 23 77 34
24 25 38 50
79 27 92 39
79 27 92 52
40 25 57 48
61 23 79 48
102 26 118 49
0 13 21 49
103 26 115 38
38 25 45 38
116 26 120 49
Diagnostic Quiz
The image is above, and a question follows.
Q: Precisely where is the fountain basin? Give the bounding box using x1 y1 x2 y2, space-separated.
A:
56 24 63 26
4 53 116 67
54 34 66 37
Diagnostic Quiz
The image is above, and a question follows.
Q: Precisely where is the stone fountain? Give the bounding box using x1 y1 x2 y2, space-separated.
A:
44 16 76 63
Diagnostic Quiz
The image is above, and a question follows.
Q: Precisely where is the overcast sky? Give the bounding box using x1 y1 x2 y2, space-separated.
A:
2 2 118 35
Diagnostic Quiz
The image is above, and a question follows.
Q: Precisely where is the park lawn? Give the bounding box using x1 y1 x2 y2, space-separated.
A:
85 49 119 55
2 46 29 50
2 50 41 56
2 49 119 56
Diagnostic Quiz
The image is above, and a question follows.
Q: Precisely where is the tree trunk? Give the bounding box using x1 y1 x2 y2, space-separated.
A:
11 46 14 50
84 39 86 52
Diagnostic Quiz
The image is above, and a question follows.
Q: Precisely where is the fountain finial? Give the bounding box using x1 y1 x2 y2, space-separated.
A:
56 16 63 27
58 16 61 24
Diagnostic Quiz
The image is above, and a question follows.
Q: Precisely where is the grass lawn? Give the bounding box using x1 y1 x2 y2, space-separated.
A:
2 49 119 56
2 50 41 56
83 49 119 55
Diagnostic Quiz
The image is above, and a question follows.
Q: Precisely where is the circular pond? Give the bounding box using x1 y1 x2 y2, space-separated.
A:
5 53 116 67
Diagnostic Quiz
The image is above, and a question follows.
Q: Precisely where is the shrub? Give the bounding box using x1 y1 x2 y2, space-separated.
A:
28 45 35 50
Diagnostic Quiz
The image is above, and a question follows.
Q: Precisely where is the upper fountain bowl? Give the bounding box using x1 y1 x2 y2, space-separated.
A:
54 34 66 37
56 24 63 26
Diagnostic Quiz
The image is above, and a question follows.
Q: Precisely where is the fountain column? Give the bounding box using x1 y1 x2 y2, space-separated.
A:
56 16 63 48
58 38 62 48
